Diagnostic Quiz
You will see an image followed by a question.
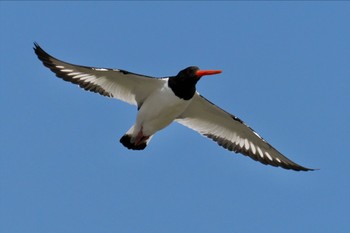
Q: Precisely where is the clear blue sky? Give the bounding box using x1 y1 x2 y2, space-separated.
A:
1 2 349 233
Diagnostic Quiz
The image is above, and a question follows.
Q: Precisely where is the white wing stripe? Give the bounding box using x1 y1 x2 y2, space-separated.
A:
80 75 97 82
250 142 256 154
265 152 273 161
257 147 264 158
244 139 250 151
61 69 74 72
67 72 82 76
239 138 244 148
71 74 90 79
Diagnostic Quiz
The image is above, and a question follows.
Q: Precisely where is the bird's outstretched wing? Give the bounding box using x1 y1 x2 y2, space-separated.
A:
176 93 314 171
34 43 165 107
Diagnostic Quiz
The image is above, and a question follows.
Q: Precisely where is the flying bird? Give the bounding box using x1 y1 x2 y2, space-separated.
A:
34 43 314 171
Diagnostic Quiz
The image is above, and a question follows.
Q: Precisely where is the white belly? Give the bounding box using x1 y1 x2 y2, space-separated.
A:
135 82 191 136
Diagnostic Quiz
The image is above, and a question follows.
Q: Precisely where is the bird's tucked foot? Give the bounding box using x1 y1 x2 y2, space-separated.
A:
119 130 150 150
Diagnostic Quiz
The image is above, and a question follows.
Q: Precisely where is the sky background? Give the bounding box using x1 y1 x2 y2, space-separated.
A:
1 2 349 233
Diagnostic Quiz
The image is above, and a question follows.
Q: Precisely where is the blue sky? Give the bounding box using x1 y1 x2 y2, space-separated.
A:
1 2 349 233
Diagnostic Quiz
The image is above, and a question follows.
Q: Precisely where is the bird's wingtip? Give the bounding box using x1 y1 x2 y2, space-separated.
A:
33 42 42 54
294 166 319 172
33 41 39 49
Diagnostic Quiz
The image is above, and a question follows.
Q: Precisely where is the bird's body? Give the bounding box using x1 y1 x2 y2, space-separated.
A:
34 43 314 171
137 80 191 135
122 79 192 149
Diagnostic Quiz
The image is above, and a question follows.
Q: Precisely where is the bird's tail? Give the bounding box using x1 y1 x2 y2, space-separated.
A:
119 125 153 150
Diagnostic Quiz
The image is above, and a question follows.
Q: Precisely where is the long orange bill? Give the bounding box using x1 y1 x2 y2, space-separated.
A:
195 70 222 77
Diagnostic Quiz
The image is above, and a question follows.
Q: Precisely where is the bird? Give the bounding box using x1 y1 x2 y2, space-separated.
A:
33 42 314 171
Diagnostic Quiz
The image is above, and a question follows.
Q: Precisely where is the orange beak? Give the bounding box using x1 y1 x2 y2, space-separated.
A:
195 70 222 77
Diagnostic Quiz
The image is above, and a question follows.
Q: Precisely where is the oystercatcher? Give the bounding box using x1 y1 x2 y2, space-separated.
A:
34 43 314 171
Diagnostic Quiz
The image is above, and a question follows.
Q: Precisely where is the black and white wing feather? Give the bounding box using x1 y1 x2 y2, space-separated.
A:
34 43 164 107
176 94 313 171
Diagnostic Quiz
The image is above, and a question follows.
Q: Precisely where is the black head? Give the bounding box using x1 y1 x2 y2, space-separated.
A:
168 66 222 100
176 66 201 82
